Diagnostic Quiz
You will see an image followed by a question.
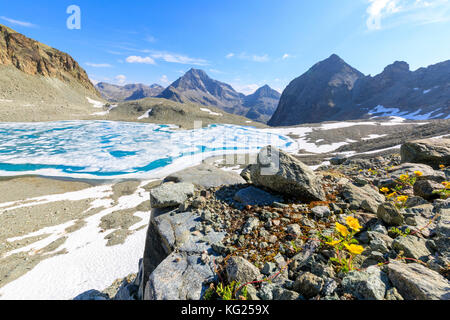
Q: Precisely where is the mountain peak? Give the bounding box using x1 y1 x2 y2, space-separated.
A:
185 68 209 78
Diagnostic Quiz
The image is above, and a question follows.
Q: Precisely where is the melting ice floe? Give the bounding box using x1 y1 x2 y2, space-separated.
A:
0 121 296 179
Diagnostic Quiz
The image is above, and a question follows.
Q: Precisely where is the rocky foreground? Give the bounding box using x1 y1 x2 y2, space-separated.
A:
80 138 449 301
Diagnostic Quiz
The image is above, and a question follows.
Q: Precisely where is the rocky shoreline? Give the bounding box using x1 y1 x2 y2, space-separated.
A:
81 138 449 301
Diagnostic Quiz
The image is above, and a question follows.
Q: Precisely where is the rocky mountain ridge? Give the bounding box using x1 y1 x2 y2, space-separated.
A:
158 68 281 123
269 54 450 126
96 82 164 102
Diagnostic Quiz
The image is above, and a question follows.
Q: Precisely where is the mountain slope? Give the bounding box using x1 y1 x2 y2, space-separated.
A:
0 24 108 121
158 68 245 112
96 82 164 102
243 85 281 123
268 54 364 126
0 24 98 96
158 69 281 123
269 54 450 126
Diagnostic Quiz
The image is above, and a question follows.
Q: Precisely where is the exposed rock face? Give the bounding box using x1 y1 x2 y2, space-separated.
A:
387 262 450 300
96 82 164 102
0 24 98 96
401 139 450 169
243 146 326 201
269 54 450 126
158 69 280 123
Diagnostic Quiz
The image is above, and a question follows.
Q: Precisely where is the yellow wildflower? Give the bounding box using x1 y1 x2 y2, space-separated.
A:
386 192 397 199
396 195 408 203
399 174 409 181
344 244 365 255
336 222 349 237
380 187 390 194
346 216 362 232
414 171 423 177
442 181 450 189
440 165 446 169
326 240 341 247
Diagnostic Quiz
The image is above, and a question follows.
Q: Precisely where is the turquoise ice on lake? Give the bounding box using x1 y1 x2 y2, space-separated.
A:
0 121 295 179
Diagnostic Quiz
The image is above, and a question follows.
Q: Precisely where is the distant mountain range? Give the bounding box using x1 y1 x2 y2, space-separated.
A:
269 54 450 126
95 82 164 102
157 68 280 123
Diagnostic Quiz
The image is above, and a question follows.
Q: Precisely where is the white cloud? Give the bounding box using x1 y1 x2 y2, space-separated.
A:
150 52 209 66
125 56 156 64
115 75 127 85
0 16 36 27
366 0 450 30
85 63 113 68
159 75 170 85
225 52 270 62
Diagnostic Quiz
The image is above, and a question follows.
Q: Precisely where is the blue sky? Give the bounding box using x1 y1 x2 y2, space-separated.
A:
1 0 449 94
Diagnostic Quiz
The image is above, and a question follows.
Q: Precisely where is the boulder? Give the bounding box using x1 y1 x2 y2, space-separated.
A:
413 180 444 201
387 262 450 300
226 256 261 284
165 164 246 188
141 210 225 300
401 138 450 169
293 272 324 299
377 202 405 226
234 186 283 206
242 146 326 202
73 290 110 300
392 236 432 261
150 182 195 208
341 183 385 214
389 163 446 183
341 266 389 300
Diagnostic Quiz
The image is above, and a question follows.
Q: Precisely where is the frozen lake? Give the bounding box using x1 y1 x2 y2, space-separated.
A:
0 121 296 179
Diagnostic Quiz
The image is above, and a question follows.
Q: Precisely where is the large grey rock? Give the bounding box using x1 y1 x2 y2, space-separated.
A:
141 210 225 300
401 139 450 169
150 182 195 208
392 236 432 261
389 163 446 183
387 261 450 300
73 290 110 300
242 146 326 202
434 208 450 258
234 186 283 206
341 266 389 300
413 180 444 201
226 256 261 284
341 183 385 213
293 272 324 299
165 164 245 188
145 252 217 300
377 202 405 226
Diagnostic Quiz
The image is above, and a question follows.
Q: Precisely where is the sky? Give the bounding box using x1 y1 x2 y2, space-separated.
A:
1 0 449 94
